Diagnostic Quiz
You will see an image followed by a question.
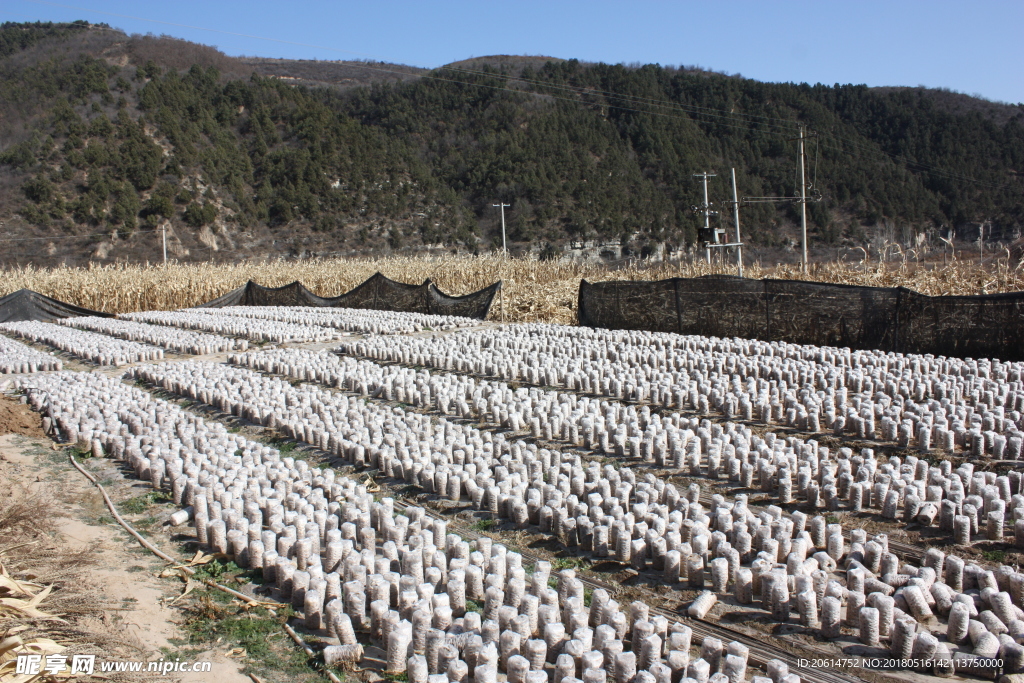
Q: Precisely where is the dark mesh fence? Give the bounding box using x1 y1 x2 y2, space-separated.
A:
579 276 1024 361
0 289 112 323
199 281 323 308
675 276 767 340
319 273 430 312
762 280 903 350
425 281 502 319
898 290 1024 360
199 272 500 320
576 279 682 333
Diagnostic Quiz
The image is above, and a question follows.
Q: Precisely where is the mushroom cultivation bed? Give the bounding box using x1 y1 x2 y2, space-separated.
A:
0 320 164 366
8 314 1024 682
339 324 1024 459
120 309 343 343
232 347 1023 546
119 354 1024 679
12 368 798 683
0 334 62 373
195 305 481 335
60 316 248 355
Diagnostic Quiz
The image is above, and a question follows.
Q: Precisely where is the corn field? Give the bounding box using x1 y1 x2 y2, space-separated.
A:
1 255 1021 323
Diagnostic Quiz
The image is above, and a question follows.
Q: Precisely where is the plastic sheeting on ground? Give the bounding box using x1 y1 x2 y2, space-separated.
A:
198 272 501 320
578 275 1024 361
0 288 112 323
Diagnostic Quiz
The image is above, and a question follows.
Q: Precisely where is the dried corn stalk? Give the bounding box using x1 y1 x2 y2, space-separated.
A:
1 254 1021 323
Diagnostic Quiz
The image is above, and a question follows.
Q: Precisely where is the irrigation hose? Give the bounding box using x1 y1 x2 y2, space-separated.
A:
67 451 344 683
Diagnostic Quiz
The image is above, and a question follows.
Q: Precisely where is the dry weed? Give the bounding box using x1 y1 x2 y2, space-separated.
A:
1 254 1021 325
0 481 143 678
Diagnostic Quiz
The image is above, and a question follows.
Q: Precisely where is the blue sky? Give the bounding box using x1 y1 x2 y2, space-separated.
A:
4 0 1023 104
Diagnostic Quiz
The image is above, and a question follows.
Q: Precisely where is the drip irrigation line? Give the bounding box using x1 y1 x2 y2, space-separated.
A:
282 623 345 683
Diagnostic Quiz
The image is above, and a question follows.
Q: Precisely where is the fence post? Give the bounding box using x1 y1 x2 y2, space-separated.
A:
893 287 903 355
673 279 684 335
615 281 621 329
577 280 586 327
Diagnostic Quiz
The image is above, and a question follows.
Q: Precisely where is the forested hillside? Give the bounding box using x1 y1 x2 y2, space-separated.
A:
0 20 1021 265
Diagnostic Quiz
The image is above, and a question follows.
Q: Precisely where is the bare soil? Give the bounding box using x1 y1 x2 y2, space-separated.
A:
0 393 46 438
0 428 251 683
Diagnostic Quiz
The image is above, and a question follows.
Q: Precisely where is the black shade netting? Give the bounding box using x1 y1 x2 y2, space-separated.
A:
0 289 113 323
578 276 1024 361
197 272 500 320
197 281 324 308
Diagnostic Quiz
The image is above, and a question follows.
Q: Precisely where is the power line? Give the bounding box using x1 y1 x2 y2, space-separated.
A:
433 66 803 134
814 135 1008 190
0 228 162 242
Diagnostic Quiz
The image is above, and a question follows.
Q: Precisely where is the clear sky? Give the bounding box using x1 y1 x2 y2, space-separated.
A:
4 0 1023 104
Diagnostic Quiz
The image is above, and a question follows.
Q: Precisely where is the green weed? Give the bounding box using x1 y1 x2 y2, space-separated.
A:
118 491 171 514
983 550 1006 563
551 556 590 571
272 439 298 455
71 445 92 461
182 595 297 666
191 558 242 581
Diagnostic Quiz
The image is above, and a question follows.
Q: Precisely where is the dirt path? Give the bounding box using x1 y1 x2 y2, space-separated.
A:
0 396 251 683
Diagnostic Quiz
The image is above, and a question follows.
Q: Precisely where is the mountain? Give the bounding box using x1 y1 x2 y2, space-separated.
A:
0 20 1021 266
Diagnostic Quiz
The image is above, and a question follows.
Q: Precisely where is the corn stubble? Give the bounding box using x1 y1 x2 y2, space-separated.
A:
1 255 1020 324
0 478 144 671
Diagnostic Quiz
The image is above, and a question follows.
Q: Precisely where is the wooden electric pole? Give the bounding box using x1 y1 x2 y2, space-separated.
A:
492 203 510 256
731 168 743 277
798 126 808 272
741 127 820 273
692 172 717 263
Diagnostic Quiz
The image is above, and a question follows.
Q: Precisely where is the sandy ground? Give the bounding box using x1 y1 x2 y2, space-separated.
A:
0 396 251 683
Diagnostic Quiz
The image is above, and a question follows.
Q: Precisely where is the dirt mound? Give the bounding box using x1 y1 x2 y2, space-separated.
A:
0 394 45 438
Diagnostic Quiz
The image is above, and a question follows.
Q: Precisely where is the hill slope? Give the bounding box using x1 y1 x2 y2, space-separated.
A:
0 21 1021 266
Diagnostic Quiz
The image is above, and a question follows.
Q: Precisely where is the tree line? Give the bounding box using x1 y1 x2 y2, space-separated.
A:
1 21 1021 255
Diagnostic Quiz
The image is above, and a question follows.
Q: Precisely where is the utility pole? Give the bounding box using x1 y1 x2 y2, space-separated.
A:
492 202 510 325
741 127 819 273
492 203 510 256
692 172 717 263
980 221 988 263
798 126 808 273
161 222 167 265
731 168 743 277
